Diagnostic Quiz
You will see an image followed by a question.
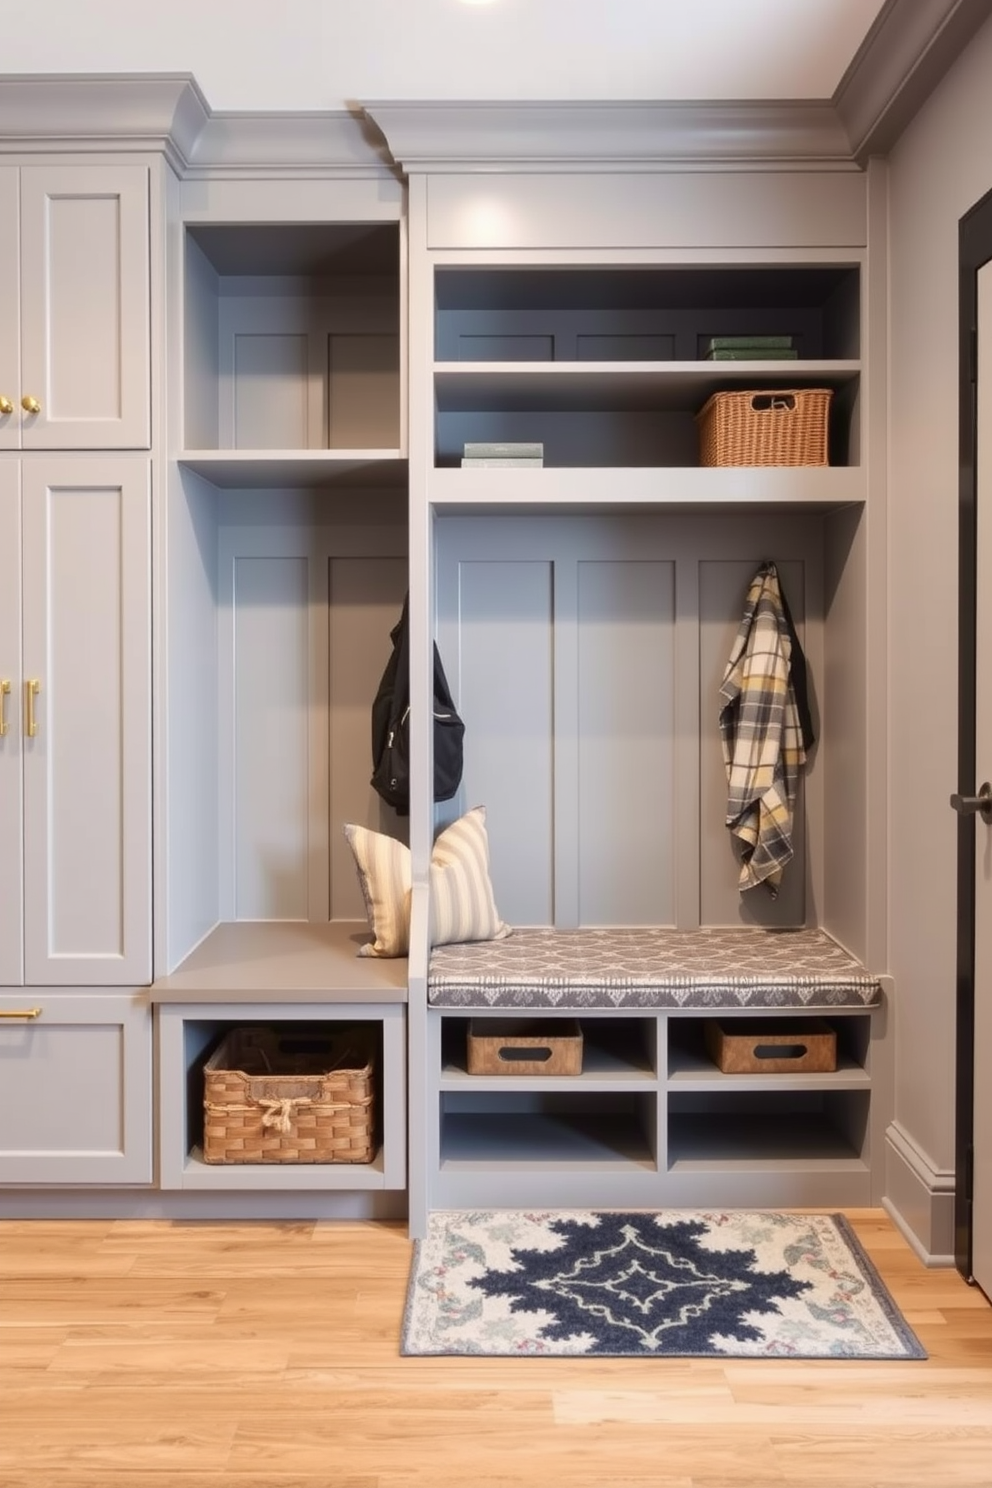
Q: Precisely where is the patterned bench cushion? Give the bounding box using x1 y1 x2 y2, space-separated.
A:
427 927 882 1009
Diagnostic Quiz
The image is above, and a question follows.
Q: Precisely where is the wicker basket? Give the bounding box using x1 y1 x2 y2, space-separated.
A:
202 1026 375 1164
697 387 833 466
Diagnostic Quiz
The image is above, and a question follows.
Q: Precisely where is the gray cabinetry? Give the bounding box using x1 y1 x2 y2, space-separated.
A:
0 457 151 987
429 1007 885 1211
158 181 410 1200
0 163 150 451
401 161 887 1229
0 992 152 1184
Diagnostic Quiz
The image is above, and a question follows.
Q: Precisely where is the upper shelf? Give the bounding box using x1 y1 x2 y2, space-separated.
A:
434 361 860 414
178 451 408 490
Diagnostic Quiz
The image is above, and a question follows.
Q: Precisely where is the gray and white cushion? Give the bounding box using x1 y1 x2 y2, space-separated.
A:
428 926 882 1009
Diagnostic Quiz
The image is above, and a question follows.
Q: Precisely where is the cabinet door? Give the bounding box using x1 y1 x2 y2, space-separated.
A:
21 458 151 985
0 992 152 1184
19 165 150 450
0 167 18 452
0 463 23 985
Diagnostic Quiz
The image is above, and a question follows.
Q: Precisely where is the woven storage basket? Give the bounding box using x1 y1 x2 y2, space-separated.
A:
202 1026 375 1164
697 387 833 466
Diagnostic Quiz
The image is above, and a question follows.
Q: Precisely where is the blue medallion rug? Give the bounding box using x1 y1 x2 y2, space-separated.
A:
401 1210 926 1358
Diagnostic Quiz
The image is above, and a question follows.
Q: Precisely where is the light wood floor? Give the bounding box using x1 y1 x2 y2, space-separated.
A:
1 1209 990 1488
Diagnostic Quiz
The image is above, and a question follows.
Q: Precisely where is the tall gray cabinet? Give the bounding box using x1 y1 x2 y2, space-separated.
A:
0 125 154 1184
366 108 891 1236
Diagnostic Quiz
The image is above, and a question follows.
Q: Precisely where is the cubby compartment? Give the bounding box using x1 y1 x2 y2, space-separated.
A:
160 480 409 982
433 263 861 469
666 1088 871 1170
156 1000 406 1191
440 1014 658 1082
439 1090 659 1168
667 1013 872 1082
181 221 404 485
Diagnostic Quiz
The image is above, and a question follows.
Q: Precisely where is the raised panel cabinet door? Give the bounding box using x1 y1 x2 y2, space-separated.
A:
18 165 150 450
20 458 151 986
0 992 152 1184
0 167 19 451
0 463 23 985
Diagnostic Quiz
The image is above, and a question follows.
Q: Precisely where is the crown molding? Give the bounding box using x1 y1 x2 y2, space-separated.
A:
0 73 210 171
0 74 398 178
183 110 398 180
834 0 992 160
365 0 992 173
361 100 856 174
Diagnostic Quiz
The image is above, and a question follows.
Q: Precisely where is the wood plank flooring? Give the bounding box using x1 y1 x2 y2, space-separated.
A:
1 1209 990 1487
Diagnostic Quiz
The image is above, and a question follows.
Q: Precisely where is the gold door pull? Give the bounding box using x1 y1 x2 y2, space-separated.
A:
0 679 9 736
21 395 40 415
25 678 39 737
0 395 13 415
0 1007 42 1019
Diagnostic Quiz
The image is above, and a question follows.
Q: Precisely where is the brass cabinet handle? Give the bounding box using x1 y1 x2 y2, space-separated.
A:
0 395 13 415
0 1008 42 1019
25 678 39 737
21 395 40 414
0 679 9 736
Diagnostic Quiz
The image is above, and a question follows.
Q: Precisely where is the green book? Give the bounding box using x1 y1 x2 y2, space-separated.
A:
705 335 794 352
706 348 798 360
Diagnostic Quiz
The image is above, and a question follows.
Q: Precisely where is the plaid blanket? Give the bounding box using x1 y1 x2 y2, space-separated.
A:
719 562 807 895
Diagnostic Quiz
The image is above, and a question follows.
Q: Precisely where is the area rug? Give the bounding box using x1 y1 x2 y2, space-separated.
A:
401 1210 927 1358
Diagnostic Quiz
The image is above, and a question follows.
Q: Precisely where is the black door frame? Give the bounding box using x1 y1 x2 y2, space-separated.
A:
955 187 992 1279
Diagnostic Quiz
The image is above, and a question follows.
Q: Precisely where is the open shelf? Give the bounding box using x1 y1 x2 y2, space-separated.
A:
439 1106 658 1169
178 451 407 490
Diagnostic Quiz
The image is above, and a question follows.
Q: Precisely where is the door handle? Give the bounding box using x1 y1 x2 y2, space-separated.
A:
950 782 992 824
25 678 39 738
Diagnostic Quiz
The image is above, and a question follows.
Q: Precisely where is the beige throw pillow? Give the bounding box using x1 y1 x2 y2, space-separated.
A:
344 806 511 959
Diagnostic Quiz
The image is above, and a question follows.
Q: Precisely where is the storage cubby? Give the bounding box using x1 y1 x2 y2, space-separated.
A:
440 1014 658 1080
180 221 405 489
433 263 861 470
156 998 406 1191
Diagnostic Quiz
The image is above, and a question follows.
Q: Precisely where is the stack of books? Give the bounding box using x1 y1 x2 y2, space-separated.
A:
704 336 797 361
461 441 544 468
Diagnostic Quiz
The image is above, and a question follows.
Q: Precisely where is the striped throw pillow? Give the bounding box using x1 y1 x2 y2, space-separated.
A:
344 806 511 959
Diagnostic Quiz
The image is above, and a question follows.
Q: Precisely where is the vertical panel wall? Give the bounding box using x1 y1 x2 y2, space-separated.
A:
435 512 824 931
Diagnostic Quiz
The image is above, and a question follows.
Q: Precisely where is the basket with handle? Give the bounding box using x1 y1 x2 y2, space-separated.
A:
696 387 833 466
202 1026 375 1164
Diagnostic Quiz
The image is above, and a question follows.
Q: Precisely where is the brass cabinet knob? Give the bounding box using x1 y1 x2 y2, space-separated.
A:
0 395 13 415
21 395 40 414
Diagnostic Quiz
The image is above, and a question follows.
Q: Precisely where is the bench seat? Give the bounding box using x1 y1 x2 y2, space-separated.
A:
428 926 882 1010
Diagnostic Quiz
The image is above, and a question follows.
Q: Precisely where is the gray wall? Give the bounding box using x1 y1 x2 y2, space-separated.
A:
886 10 992 1253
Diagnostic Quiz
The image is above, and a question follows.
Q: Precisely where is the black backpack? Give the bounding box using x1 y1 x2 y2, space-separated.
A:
370 595 465 815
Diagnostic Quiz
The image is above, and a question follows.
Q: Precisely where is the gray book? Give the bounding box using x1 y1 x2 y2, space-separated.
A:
461 457 544 467
463 441 544 459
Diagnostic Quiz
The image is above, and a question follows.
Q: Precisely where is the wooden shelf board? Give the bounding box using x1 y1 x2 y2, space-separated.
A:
151 921 407 1004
